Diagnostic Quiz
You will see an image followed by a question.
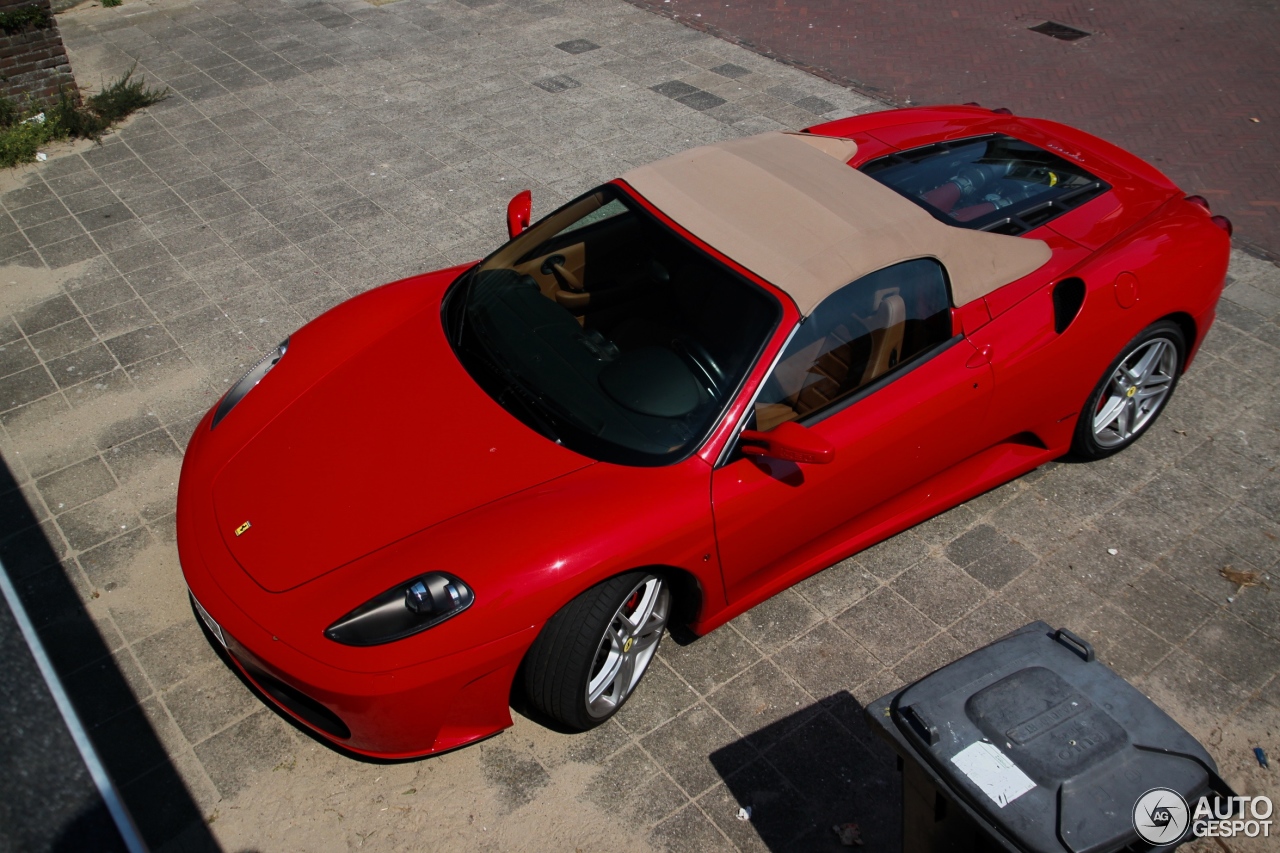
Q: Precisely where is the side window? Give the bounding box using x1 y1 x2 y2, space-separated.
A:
754 259 952 431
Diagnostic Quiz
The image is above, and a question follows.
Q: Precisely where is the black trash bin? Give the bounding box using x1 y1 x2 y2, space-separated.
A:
867 621 1234 853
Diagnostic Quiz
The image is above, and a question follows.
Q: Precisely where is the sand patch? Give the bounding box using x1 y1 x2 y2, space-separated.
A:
4 362 205 464
206 738 660 853
0 260 92 315
99 540 188 640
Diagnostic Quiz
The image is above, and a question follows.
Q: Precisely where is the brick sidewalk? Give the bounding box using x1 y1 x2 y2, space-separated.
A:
626 0 1280 261
0 0 1276 850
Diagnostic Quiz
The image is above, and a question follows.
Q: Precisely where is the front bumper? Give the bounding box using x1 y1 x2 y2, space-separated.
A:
179 504 535 758
185 569 534 758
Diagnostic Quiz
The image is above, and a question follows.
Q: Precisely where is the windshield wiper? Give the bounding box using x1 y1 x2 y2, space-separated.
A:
467 342 563 444
449 265 478 348
496 380 562 444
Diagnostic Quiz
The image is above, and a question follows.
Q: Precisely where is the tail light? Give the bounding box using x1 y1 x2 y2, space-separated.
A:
1185 195 1210 210
1210 215 1233 237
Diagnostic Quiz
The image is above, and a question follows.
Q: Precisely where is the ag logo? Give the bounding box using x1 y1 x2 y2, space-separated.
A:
1133 787 1190 845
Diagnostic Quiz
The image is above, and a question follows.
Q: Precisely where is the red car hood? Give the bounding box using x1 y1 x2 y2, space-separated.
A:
211 303 593 593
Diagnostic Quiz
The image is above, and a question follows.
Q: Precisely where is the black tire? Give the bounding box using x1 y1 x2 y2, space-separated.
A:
523 571 670 731
1072 319 1185 460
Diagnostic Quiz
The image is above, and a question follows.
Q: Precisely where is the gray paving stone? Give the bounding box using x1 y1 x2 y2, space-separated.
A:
163 661 260 748
699 759 809 852
77 527 154 593
1185 609 1280 690
613 658 700 736
642 702 756 796
962 541 1039 590
191 709 294 799
661 624 761 696
37 456 117 511
791 555 876 617
854 529 930 580
15 294 80 335
650 803 737 853
946 597 1027 652
833 587 938 666
105 324 180 365
893 630 965 684
893 555 990 625
706 659 814 751
103 429 181 483
0 339 39 378
727 588 823 655
47 344 118 389
29 318 99 362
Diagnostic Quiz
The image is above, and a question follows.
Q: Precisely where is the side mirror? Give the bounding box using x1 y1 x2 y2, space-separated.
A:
739 421 835 465
506 189 532 239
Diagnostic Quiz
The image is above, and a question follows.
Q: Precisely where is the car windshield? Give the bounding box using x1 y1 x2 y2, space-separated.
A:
446 185 781 466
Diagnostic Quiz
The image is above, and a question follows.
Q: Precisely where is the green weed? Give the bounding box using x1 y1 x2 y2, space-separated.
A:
0 67 167 167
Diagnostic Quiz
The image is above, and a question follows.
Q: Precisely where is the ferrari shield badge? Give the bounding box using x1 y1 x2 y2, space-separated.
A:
235 520 251 537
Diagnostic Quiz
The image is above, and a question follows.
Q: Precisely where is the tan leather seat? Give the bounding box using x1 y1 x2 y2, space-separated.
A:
859 292 906 386
753 290 906 430
794 322 867 416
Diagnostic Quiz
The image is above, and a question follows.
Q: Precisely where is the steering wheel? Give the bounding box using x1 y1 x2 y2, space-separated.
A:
674 337 727 395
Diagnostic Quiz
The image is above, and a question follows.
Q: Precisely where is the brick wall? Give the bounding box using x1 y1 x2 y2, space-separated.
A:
0 0 75 106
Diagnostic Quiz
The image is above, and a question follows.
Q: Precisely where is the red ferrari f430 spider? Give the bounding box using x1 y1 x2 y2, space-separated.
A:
177 105 1230 757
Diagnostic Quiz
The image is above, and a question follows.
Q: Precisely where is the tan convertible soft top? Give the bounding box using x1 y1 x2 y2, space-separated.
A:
620 131 1051 313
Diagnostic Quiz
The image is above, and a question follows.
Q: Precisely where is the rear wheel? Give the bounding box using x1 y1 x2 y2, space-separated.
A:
523 572 670 730
1072 320 1185 459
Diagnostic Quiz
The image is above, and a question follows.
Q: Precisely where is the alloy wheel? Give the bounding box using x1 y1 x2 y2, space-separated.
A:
585 575 669 719
1091 336 1178 449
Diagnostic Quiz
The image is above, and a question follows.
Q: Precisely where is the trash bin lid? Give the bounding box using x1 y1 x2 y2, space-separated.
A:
883 622 1220 853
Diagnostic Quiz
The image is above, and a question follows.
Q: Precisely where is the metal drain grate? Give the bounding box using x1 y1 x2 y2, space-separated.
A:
1029 21 1091 41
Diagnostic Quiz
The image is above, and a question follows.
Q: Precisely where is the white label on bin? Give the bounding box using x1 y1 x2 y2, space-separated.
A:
950 741 1035 808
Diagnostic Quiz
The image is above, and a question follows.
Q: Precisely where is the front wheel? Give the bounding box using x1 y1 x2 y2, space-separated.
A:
523 572 670 730
1072 319 1185 459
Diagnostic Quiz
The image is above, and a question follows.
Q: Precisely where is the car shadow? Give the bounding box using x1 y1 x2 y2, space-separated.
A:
709 691 903 852
0 456 221 852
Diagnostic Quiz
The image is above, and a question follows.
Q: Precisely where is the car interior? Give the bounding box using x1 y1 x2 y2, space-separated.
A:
456 189 780 463
752 258 953 432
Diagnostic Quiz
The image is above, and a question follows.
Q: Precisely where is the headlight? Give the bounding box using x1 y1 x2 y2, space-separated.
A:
211 339 289 429
324 572 474 646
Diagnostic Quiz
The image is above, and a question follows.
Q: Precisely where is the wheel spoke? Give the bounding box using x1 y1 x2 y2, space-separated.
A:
588 651 623 704
1135 384 1168 401
627 582 660 634
1118 398 1136 437
606 623 627 648
614 650 638 697
630 628 662 655
1093 394 1126 433
1130 342 1163 384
